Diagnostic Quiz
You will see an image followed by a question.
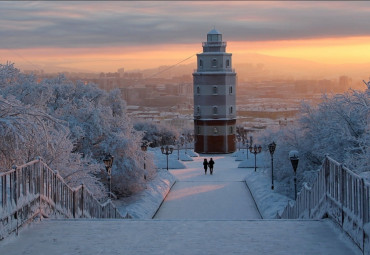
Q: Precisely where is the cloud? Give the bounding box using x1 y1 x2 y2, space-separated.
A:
0 1 369 49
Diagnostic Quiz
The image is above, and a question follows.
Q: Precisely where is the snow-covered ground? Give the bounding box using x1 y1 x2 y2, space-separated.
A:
238 151 292 219
113 169 176 219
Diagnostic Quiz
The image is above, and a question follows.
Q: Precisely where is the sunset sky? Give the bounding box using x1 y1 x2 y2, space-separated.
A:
1 1 370 73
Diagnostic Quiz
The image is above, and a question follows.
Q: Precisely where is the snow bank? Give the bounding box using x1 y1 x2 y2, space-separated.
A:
244 169 290 219
238 160 256 168
180 153 193 161
364 223 370 254
231 150 242 158
149 148 187 169
113 169 176 219
235 151 248 161
185 150 199 157
154 158 186 169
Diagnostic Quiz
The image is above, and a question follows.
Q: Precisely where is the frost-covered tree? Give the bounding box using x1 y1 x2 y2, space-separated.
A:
0 94 106 199
258 87 369 198
0 62 155 197
133 120 180 147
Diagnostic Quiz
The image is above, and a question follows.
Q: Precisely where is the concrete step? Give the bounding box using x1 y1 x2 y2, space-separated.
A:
0 219 361 255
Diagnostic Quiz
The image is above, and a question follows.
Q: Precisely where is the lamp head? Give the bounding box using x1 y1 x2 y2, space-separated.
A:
258 145 262 153
289 150 299 172
268 142 276 155
141 144 147 152
103 154 114 169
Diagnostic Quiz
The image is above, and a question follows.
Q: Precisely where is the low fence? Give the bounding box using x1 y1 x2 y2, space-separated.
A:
0 158 123 240
279 156 370 253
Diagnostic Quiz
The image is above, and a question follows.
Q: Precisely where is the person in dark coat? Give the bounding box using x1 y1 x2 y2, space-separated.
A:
208 158 215 175
203 158 208 174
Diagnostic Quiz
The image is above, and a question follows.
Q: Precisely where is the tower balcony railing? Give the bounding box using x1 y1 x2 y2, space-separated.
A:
193 68 235 73
202 41 227 47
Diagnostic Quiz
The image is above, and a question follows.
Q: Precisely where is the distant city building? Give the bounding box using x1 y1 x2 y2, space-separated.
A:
193 29 237 153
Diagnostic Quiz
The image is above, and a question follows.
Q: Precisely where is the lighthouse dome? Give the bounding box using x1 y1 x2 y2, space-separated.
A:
208 28 221 35
207 28 222 42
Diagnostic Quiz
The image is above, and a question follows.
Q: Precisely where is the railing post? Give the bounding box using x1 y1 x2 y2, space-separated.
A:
12 165 19 236
324 156 330 204
361 178 365 253
308 189 311 218
73 188 77 218
38 157 43 220
1 174 6 208
81 183 84 218
340 165 345 227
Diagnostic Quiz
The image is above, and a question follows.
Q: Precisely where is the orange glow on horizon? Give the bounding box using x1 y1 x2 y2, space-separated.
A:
1 36 370 73
229 36 370 65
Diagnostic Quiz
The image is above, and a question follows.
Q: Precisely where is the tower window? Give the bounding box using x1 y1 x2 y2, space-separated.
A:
230 126 233 134
196 106 201 115
213 106 218 115
197 86 200 94
229 86 233 94
230 106 233 114
197 126 201 135
213 86 218 94
226 59 230 67
199 59 203 68
212 59 217 67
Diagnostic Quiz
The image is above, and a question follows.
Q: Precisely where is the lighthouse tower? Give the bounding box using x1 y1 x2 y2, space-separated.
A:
193 29 236 153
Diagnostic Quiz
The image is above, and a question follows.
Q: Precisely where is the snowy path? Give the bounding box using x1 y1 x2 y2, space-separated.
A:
154 154 262 219
0 219 359 255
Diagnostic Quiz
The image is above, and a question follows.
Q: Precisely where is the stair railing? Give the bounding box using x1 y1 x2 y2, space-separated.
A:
279 156 369 253
0 158 123 240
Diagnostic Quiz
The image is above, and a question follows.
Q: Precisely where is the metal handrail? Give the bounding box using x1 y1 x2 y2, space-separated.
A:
0 158 123 240
279 156 369 252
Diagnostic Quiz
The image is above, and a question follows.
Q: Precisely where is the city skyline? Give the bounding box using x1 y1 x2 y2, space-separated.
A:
1 1 370 73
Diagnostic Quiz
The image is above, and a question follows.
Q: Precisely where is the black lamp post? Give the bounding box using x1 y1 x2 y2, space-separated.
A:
268 142 276 190
181 134 186 155
243 138 249 159
141 143 148 169
141 142 148 180
161 145 174 171
289 150 299 200
249 144 262 172
103 154 114 199
176 142 180 160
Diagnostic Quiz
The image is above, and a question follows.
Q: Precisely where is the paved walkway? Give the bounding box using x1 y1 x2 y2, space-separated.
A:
154 154 261 219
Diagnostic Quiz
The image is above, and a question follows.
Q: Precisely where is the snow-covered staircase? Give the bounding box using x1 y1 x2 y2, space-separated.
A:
0 219 360 255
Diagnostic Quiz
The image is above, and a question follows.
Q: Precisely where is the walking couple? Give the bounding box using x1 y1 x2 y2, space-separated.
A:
203 158 215 175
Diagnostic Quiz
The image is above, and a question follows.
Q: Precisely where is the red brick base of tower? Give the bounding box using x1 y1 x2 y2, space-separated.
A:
194 119 236 154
